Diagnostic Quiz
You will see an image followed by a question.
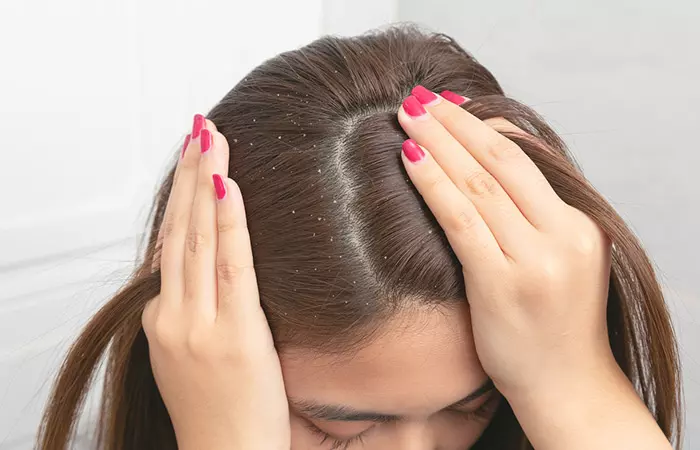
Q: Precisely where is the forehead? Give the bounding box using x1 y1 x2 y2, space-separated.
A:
280 302 486 417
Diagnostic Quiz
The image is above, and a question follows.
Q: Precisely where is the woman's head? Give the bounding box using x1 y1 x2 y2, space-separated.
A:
39 25 681 449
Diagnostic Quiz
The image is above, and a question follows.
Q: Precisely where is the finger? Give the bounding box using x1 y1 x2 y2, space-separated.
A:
205 118 218 133
183 124 231 319
400 139 507 274
398 94 536 257
151 133 192 275
158 113 208 303
141 295 159 337
416 86 564 229
213 176 262 321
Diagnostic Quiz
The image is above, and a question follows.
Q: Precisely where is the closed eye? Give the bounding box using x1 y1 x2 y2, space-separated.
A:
303 393 501 449
449 392 501 422
303 420 376 450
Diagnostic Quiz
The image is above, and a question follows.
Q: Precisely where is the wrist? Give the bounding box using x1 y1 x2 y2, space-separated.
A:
175 424 289 450
503 357 671 450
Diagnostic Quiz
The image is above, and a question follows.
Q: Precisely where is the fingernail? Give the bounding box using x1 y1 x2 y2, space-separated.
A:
200 129 212 153
402 95 427 118
411 85 440 105
440 90 469 105
212 174 226 200
181 134 191 159
402 139 425 163
192 113 205 139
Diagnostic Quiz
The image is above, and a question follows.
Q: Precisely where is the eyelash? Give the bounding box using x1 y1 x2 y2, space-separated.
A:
304 422 370 450
304 395 500 450
452 395 500 423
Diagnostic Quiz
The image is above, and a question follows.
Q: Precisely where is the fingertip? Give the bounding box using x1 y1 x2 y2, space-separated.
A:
212 174 226 200
440 90 470 106
215 176 244 209
401 139 426 164
205 118 218 132
226 178 247 223
402 95 429 120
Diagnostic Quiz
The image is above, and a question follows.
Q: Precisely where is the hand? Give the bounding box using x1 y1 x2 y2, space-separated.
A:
397 88 671 449
142 115 290 450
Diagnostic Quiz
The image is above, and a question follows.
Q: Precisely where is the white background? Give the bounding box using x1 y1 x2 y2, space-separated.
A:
0 0 697 448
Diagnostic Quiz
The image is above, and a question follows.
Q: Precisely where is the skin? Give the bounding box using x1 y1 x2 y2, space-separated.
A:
141 89 673 450
281 303 497 449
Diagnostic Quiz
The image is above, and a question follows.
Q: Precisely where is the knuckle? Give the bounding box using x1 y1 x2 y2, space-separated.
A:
426 173 449 195
571 226 605 257
572 232 597 257
485 135 522 161
217 219 240 235
151 317 180 348
566 209 608 256
185 329 212 357
160 215 176 240
520 255 562 293
462 171 500 197
141 299 156 332
453 209 480 233
538 254 563 280
217 262 254 284
186 228 207 254
484 117 527 136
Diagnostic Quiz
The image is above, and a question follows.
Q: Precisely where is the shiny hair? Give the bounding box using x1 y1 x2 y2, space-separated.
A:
38 24 682 449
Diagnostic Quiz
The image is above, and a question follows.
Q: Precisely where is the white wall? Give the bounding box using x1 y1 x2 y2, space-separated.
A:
397 0 700 447
0 1 327 448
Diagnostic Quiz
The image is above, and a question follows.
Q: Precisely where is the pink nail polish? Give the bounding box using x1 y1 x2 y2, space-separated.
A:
181 134 191 159
212 174 226 200
402 139 425 163
440 90 469 105
200 129 212 153
411 85 439 105
192 114 205 139
402 96 427 118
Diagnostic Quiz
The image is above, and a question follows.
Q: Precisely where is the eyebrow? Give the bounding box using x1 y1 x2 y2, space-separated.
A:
289 378 495 422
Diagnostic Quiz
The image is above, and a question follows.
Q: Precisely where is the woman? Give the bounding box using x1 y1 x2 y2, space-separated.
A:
38 26 682 449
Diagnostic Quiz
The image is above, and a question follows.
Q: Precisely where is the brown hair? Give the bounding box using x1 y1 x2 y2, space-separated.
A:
37 24 682 449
